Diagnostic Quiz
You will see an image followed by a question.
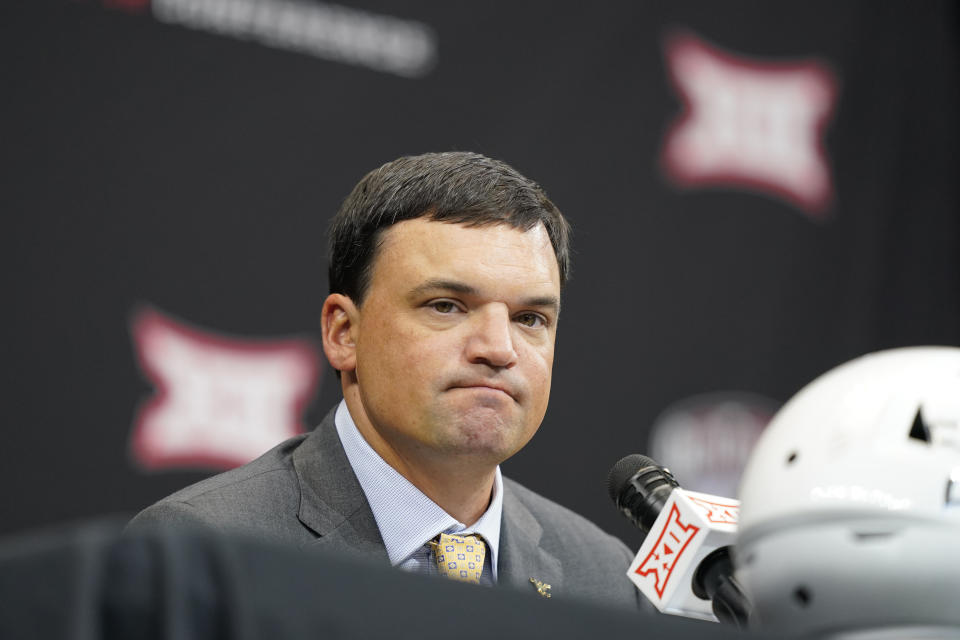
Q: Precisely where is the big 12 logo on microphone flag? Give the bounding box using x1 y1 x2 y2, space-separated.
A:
627 490 740 620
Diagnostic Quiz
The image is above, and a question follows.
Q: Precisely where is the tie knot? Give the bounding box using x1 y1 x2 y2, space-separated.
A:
431 533 486 584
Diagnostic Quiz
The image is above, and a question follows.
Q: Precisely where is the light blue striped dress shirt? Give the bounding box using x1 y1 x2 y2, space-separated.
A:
334 400 503 585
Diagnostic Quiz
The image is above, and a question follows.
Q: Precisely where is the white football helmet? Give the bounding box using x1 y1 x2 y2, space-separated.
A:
735 347 960 639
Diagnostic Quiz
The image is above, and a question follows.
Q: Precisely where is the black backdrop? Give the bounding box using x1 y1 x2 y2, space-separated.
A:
2 0 957 550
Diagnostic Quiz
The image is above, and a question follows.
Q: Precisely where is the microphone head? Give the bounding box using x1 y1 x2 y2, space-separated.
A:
606 454 659 501
607 454 680 532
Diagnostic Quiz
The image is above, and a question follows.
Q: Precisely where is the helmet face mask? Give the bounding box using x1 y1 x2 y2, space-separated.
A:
734 347 960 637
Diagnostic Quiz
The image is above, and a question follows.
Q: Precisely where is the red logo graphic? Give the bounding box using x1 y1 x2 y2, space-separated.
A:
687 495 739 525
634 503 701 598
130 307 320 470
662 32 838 217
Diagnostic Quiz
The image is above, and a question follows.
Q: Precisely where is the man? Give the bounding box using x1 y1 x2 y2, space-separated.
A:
129 152 641 608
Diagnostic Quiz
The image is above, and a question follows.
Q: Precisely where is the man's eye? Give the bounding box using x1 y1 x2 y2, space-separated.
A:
516 313 546 328
430 300 458 313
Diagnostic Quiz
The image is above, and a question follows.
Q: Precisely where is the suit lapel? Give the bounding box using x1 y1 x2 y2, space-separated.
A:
288 408 563 594
499 484 563 598
291 408 389 564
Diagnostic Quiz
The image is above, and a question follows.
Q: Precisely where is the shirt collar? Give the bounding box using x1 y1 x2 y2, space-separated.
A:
334 400 503 577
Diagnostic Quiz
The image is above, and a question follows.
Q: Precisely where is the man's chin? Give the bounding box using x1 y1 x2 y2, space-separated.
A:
439 412 530 459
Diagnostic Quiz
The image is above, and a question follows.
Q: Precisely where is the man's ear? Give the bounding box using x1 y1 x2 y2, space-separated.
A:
321 293 359 373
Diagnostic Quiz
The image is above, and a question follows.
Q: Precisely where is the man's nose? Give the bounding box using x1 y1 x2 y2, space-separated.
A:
465 306 518 368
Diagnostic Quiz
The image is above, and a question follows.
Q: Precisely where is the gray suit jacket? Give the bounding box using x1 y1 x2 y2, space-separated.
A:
128 408 643 610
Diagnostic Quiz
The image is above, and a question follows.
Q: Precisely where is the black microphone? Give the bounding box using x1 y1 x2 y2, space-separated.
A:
608 454 750 627
606 454 679 533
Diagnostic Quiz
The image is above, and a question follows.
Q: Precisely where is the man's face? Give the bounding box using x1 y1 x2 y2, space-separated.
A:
348 217 561 469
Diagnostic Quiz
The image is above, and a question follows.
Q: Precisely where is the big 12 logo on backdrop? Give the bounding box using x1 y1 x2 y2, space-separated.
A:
661 31 839 217
129 307 320 471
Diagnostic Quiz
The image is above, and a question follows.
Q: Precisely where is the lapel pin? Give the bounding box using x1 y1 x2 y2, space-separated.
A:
529 577 552 598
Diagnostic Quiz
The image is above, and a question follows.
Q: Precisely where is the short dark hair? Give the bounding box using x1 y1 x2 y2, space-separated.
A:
328 151 571 303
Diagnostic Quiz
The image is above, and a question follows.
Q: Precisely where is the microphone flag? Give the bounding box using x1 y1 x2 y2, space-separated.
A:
626 489 740 621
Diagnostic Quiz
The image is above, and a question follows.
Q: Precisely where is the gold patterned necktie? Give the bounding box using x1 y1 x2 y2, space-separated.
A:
431 533 486 584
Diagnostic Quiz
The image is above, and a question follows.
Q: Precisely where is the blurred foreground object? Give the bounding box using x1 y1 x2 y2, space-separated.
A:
0 518 774 640
736 347 960 638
